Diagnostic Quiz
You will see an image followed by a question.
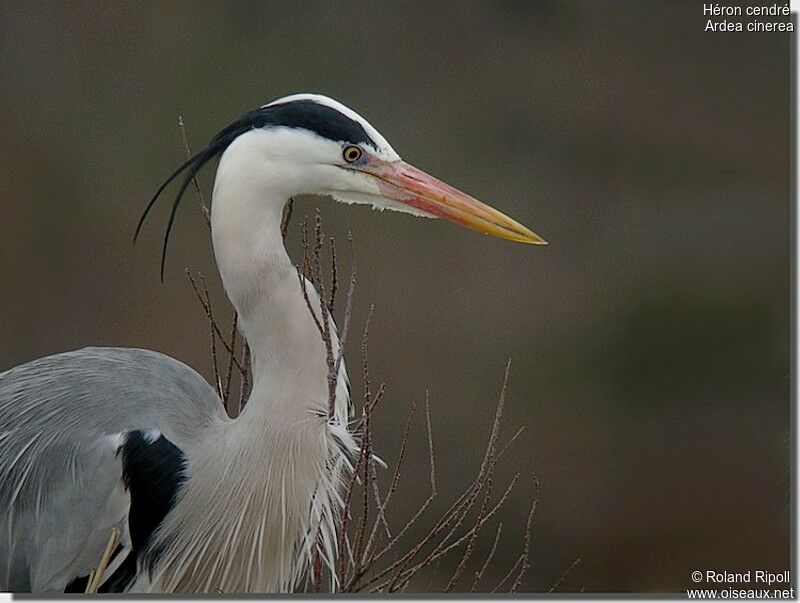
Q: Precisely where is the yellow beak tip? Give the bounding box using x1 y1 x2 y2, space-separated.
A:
522 232 548 246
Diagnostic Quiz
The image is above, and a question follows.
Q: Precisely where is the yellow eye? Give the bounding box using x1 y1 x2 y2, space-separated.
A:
343 145 363 163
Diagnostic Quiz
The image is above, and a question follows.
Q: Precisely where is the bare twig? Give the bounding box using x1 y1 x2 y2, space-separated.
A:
388 473 520 592
313 214 339 418
492 556 523 593
85 527 121 593
548 557 581 593
356 395 437 581
185 269 244 374
351 363 520 594
335 303 375 586
362 402 416 565
445 374 505 591
296 266 324 336
222 313 238 412
177 115 210 229
331 233 357 420
239 342 251 411
470 523 502 592
295 215 344 422
312 547 322 593
337 431 369 584
445 454 496 590
510 474 539 593
329 237 338 314
367 459 389 542
350 306 376 582
281 198 294 242
186 270 222 397
497 425 526 461
398 364 511 588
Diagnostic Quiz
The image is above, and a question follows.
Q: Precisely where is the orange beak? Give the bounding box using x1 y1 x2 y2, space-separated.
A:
358 159 546 245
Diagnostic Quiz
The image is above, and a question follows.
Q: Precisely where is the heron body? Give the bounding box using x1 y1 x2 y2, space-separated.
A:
0 94 544 593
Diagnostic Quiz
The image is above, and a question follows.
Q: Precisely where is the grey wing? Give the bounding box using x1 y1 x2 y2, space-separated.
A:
0 347 225 592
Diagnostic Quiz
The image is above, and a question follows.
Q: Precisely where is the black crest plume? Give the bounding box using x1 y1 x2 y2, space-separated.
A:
133 121 248 282
134 100 376 281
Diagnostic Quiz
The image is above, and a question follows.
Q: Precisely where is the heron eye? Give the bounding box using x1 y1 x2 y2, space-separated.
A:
342 145 363 163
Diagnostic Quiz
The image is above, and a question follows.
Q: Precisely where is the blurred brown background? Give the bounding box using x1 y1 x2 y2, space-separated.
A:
0 1 791 593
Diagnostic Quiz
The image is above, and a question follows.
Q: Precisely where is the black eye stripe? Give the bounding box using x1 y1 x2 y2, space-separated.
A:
211 101 377 150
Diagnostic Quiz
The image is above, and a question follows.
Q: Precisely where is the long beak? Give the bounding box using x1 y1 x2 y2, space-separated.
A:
361 159 547 245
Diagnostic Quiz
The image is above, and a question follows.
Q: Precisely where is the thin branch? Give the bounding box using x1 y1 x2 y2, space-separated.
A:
470 523 502 592
359 394 436 576
492 556 523 593
239 342 251 410
177 115 210 229
368 457 391 540
510 474 539 593
329 237 338 314
311 213 338 419
331 232 357 420
85 527 120 594
357 364 514 593
296 267 324 335
312 547 322 593
400 364 511 585
362 402 416 565
445 450 495 590
222 312 238 411
424 392 437 494
548 557 581 593
350 306 376 581
186 270 222 396
497 425 526 461
389 473 520 592
281 198 294 241
185 269 244 374
337 420 369 583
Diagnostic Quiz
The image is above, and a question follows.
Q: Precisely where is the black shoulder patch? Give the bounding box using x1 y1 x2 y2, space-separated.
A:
120 431 186 551
101 431 186 592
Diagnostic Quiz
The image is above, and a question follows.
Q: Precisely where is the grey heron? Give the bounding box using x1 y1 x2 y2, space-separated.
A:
0 93 545 593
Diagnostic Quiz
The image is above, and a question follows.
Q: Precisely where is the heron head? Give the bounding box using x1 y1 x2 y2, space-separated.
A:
138 93 546 278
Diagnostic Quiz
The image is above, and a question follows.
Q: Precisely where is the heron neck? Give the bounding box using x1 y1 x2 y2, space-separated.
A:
210 159 330 426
